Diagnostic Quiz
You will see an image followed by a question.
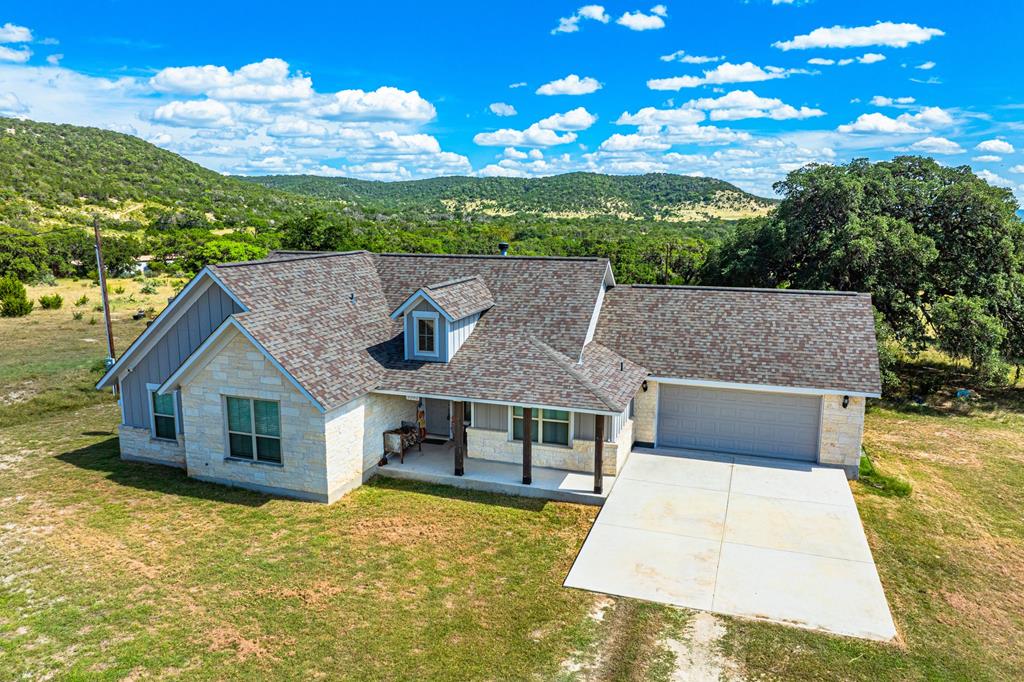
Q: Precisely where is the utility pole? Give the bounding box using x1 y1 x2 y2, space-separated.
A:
93 216 116 374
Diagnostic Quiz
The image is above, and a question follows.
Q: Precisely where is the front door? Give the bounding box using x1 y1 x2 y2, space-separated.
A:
424 398 451 438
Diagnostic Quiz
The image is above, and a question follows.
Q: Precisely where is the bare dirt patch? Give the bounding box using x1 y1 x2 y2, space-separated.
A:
664 612 745 682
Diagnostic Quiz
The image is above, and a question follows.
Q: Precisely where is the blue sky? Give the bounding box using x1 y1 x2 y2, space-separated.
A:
1 0 1023 197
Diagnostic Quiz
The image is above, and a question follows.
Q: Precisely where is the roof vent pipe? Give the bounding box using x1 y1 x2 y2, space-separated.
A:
498 241 510 256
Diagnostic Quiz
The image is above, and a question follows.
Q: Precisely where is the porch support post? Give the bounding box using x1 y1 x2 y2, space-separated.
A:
594 414 604 494
522 407 532 485
453 400 465 476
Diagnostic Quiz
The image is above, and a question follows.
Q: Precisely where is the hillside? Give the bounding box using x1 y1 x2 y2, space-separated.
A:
0 117 772 286
244 172 776 221
0 117 322 234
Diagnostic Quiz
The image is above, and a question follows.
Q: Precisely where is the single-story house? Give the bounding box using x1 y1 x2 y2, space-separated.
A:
96 249 880 503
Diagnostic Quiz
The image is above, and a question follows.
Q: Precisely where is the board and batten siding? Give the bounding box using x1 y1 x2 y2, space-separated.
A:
471 402 627 444
446 312 479 361
120 284 242 433
471 402 506 431
576 408 626 443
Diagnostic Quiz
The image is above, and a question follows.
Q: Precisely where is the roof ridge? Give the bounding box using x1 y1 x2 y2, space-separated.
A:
377 252 608 263
216 250 369 268
626 284 865 297
528 337 619 412
426 275 480 290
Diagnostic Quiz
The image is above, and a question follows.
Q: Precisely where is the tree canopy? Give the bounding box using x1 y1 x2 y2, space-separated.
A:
703 157 1024 380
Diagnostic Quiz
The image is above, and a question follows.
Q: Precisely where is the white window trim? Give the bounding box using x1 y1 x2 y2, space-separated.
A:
146 382 178 442
223 395 283 465
507 406 574 447
412 310 440 358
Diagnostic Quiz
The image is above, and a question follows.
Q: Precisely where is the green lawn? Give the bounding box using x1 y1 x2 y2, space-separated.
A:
2 279 1023 680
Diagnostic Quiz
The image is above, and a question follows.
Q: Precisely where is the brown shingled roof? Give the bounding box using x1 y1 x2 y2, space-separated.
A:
595 285 881 396
201 252 879 413
392 275 495 321
209 251 636 413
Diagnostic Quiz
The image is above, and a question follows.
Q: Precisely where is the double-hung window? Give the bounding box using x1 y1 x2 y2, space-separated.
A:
226 396 282 463
511 407 571 446
148 384 177 441
413 311 438 357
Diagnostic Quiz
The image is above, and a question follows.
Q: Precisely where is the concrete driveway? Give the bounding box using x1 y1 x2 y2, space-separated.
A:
564 448 896 641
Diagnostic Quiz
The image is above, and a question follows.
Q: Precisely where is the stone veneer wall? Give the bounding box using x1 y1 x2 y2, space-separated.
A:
817 395 865 477
360 394 418 473
118 424 185 468
180 332 332 502
323 391 419 500
632 381 658 445
466 423 627 476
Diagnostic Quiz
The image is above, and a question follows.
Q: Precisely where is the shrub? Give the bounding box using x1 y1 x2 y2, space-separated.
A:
0 276 21 300
38 293 63 310
93 304 104 312
89 316 97 325
140 280 158 295
34 271 57 286
0 276 33 317
72 310 84 320
75 294 89 307
111 285 125 295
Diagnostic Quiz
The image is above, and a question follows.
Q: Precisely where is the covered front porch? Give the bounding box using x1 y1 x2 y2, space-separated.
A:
374 440 616 505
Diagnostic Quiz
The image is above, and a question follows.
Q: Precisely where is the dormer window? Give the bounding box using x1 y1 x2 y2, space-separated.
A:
413 311 439 358
391 276 494 363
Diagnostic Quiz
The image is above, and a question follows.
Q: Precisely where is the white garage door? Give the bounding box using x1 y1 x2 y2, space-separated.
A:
657 385 821 461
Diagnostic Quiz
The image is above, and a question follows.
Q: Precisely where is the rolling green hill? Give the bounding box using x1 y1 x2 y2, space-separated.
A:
0 117 771 286
243 172 776 221
0 117 323 234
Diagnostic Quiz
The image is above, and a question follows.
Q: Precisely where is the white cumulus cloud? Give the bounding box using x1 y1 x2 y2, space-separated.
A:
976 138 1015 154
317 86 436 122
682 90 825 121
536 74 602 96
0 23 32 43
976 169 1015 189
536 107 597 131
837 106 953 134
599 133 671 152
647 61 810 90
774 22 944 50
552 5 610 34
858 53 886 64
870 95 915 106
489 102 517 117
616 106 705 127
660 50 724 64
473 123 578 148
150 58 312 102
616 9 667 31
152 99 234 128
909 136 964 154
0 45 31 63
916 61 936 70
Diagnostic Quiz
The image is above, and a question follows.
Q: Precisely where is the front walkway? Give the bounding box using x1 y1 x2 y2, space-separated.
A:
564 448 897 641
373 440 614 505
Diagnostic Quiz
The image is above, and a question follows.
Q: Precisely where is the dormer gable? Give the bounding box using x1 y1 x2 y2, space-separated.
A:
389 276 494 362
